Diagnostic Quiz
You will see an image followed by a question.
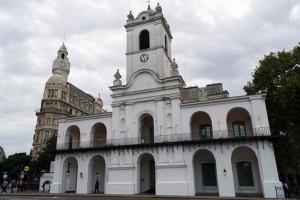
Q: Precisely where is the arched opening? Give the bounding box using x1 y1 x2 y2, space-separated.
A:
227 108 252 138
88 155 106 193
140 30 150 50
231 146 262 197
139 114 154 144
65 125 80 149
190 112 213 140
61 157 78 193
138 153 155 194
90 123 107 147
193 149 218 196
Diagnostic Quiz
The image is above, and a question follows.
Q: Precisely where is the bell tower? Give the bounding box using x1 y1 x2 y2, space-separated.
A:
52 43 71 81
125 3 173 82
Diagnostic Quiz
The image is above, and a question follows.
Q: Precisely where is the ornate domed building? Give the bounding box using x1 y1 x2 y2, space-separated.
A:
31 43 106 159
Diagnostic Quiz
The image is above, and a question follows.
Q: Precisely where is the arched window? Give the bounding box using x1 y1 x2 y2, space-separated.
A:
140 30 150 50
236 161 254 186
199 124 212 139
164 35 168 53
232 121 246 137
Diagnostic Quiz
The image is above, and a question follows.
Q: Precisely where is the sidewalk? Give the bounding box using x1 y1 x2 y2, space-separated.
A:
0 191 283 200
2 189 300 199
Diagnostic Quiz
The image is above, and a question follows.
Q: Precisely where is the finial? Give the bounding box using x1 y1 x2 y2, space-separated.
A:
171 58 178 70
114 69 122 80
127 11 134 20
147 0 151 10
113 69 122 86
98 93 100 99
171 58 179 76
156 3 162 13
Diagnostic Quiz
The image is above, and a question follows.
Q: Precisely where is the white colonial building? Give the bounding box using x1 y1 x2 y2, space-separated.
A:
51 4 281 198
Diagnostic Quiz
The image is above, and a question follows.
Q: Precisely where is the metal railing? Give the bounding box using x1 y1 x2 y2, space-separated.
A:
36 107 70 115
56 127 272 150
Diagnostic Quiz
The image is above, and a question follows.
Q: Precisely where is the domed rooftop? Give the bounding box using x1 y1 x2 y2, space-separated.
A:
136 5 157 20
47 69 67 86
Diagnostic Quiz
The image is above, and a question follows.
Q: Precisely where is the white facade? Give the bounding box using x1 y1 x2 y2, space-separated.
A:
51 4 281 198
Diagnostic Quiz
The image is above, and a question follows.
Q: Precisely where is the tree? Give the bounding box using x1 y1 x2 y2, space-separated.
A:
244 43 300 191
0 153 31 182
31 135 57 174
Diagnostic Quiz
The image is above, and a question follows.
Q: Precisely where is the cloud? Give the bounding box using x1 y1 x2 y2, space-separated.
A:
0 0 300 156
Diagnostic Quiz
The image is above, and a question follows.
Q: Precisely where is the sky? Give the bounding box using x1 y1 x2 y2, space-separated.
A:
0 0 299 157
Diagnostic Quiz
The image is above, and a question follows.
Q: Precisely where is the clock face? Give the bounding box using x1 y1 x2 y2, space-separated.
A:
59 61 66 68
140 54 149 63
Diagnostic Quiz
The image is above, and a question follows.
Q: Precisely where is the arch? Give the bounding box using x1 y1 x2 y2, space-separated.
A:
65 125 80 149
140 30 150 50
190 111 213 140
193 149 218 196
138 113 154 144
137 153 156 194
90 123 107 147
226 107 253 137
231 146 262 196
88 155 106 193
61 156 78 193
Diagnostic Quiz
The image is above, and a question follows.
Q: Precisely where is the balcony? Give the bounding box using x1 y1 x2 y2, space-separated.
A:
54 127 279 152
35 107 71 116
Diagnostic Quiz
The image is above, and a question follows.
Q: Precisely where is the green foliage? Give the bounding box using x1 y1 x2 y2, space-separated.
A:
244 43 300 174
31 135 57 174
0 153 31 181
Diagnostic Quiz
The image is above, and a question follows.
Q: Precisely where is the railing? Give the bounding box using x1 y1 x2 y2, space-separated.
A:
56 127 273 150
36 107 70 115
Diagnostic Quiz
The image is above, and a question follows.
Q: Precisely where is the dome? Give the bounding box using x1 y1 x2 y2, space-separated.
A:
47 69 67 86
136 5 156 20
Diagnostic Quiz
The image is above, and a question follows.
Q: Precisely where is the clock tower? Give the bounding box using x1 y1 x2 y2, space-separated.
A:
52 43 71 81
125 3 173 82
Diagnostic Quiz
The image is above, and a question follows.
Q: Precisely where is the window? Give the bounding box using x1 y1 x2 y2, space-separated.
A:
44 130 49 142
164 35 168 53
61 91 67 100
48 89 58 98
199 124 212 139
236 162 254 186
46 117 51 124
140 30 150 50
201 163 217 186
36 132 39 142
232 121 246 137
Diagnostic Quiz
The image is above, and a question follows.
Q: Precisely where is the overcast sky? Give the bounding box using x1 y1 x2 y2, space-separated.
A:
0 0 299 157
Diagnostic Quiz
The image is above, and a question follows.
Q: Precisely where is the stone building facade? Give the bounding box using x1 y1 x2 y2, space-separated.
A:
31 44 106 159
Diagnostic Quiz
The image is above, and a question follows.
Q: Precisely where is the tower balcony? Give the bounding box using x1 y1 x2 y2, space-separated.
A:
35 107 72 116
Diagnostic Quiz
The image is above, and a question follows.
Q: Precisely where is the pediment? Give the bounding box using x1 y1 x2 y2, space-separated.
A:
126 69 163 92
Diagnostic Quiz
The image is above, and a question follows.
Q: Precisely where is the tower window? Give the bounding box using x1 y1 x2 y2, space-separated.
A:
165 35 168 53
140 30 150 50
61 53 65 59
